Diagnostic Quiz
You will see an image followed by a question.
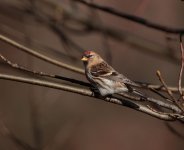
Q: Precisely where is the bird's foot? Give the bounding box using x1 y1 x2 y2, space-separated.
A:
90 86 101 97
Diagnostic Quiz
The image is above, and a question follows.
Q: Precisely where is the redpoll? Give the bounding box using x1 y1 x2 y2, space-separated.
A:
81 50 141 96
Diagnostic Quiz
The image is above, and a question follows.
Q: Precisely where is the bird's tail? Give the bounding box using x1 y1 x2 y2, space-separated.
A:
132 89 147 100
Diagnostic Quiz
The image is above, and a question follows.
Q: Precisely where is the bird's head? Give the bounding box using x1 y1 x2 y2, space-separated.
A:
81 50 103 66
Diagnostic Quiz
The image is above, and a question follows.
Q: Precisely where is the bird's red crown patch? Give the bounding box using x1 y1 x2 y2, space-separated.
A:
84 50 92 56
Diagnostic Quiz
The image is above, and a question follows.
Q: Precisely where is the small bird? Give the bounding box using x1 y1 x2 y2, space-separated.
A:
81 50 142 97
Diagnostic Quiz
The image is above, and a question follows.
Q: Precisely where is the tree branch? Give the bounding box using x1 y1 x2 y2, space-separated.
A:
0 1 180 65
0 52 182 113
73 0 184 34
0 34 183 93
0 73 180 121
179 34 184 97
0 34 84 74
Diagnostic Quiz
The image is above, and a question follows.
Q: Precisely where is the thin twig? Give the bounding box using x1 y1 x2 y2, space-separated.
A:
156 70 176 101
0 53 53 78
136 82 184 93
0 53 90 87
156 70 184 112
178 34 184 96
147 105 184 119
73 0 184 34
148 87 173 102
0 34 84 74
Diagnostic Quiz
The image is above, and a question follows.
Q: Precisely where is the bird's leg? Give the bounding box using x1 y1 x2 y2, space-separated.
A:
90 86 99 93
89 86 113 100
90 86 101 97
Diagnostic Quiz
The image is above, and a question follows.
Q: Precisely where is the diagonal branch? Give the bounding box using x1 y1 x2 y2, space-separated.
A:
73 0 184 34
0 34 84 74
0 53 90 87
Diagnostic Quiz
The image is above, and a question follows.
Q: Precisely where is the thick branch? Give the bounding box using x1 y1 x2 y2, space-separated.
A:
0 73 177 120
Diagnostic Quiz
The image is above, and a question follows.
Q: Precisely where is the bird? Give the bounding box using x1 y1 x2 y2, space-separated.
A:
81 50 143 97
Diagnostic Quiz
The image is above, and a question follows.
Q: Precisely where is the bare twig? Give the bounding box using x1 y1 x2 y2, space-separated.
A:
156 70 176 101
0 53 53 78
156 70 184 112
147 105 184 119
178 34 184 97
0 53 182 113
136 82 184 93
0 73 179 120
0 34 84 74
118 92 181 113
0 53 90 87
73 0 184 34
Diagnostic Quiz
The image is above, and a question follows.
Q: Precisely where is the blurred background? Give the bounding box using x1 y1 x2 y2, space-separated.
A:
0 0 184 150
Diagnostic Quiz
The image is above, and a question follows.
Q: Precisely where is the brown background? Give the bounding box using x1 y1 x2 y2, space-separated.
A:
0 0 184 150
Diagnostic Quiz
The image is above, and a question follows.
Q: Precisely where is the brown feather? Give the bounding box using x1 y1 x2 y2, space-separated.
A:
90 61 113 77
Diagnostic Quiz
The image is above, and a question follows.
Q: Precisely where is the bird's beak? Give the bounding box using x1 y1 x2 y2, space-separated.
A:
81 56 88 61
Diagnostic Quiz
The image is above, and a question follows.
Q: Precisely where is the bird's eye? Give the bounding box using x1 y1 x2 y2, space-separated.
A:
88 54 94 58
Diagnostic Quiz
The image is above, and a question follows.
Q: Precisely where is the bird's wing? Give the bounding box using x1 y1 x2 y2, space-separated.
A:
90 62 139 87
117 74 140 87
90 61 114 77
